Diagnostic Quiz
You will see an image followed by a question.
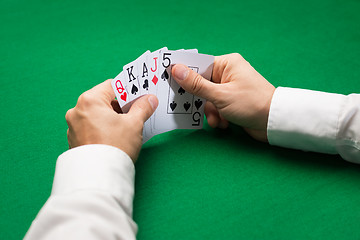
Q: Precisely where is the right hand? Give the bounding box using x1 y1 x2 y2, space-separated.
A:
171 53 275 142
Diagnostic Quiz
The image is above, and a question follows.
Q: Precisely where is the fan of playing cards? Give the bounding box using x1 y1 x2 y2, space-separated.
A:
111 47 214 142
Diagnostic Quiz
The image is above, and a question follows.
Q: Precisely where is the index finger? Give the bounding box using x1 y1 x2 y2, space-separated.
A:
212 53 246 84
211 55 227 84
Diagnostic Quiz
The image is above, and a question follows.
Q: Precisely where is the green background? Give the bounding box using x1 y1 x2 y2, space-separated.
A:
1 0 360 239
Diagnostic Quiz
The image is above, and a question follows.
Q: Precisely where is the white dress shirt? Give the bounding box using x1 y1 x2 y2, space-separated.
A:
268 87 359 163
25 87 360 239
24 144 137 240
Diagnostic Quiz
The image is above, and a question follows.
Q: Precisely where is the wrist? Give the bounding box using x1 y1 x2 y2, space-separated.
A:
257 84 276 131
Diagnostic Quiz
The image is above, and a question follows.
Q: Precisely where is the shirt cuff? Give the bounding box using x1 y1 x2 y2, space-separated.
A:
267 87 345 155
51 144 135 213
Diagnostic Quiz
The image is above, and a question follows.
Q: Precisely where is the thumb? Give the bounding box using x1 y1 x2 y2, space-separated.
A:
172 64 218 102
128 95 158 123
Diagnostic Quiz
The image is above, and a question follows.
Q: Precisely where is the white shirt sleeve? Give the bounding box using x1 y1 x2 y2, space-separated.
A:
24 144 137 240
267 87 360 163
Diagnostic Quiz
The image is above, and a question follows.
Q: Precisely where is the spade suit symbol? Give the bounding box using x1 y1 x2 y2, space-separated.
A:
178 87 185 95
170 101 177 111
184 102 191 111
143 79 149 90
131 84 138 95
161 69 169 80
195 99 203 110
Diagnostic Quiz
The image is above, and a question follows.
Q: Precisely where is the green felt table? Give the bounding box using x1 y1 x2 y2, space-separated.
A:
1 0 360 239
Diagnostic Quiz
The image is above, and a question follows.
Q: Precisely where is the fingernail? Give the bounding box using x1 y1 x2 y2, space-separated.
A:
173 64 189 81
148 95 158 110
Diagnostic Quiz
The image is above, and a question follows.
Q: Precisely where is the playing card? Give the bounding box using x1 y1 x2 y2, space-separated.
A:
147 47 167 96
111 71 131 112
153 50 214 131
154 49 196 94
139 47 167 140
149 48 179 135
137 51 151 95
184 49 198 53
136 52 153 143
123 50 150 102
144 48 189 138
142 116 151 143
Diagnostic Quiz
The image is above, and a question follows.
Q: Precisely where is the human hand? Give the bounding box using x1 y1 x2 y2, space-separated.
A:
171 53 275 142
65 79 158 162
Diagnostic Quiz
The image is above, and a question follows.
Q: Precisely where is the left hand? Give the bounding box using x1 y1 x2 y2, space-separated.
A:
65 79 158 162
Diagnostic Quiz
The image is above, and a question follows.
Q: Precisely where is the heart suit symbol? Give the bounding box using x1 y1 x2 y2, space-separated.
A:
120 92 127 101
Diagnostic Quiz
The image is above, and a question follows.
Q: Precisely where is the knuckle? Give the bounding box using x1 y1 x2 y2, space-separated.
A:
77 92 93 106
229 53 244 62
65 108 73 121
230 52 241 58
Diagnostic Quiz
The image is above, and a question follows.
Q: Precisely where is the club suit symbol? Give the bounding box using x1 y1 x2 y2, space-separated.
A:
143 79 149 90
